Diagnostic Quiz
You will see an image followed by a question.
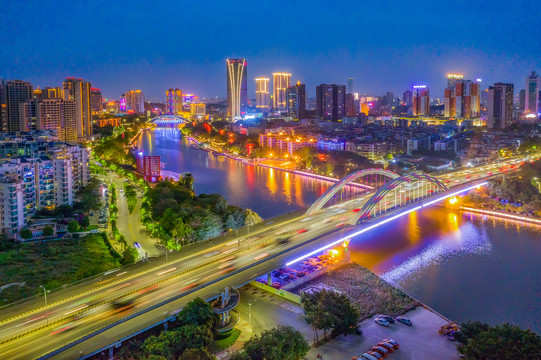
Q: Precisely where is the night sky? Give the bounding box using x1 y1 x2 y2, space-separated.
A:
1 0 540 101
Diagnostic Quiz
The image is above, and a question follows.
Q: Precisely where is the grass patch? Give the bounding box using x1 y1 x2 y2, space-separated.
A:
290 262 419 320
0 234 121 303
214 328 241 351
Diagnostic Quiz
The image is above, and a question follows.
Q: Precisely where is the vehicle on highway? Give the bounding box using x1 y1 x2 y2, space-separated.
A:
383 339 399 349
111 294 139 310
396 316 412 326
374 318 390 327
376 314 395 323
277 236 291 245
296 228 308 234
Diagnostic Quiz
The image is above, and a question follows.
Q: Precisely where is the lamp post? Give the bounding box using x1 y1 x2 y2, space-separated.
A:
39 285 49 325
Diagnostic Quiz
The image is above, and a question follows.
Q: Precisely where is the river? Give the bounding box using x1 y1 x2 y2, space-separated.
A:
136 127 541 333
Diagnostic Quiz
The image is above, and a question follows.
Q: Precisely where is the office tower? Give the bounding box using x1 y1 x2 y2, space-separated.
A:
487 83 514 129
447 73 464 89
90 88 103 114
412 85 430 116
124 90 144 113
525 71 541 116
403 90 413 106
272 73 291 111
316 84 346 121
63 78 92 140
255 78 270 112
226 59 248 120
287 81 306 119
519 89 526 112
166 88 183 115
4 80 33 132
345 93 356 116
347 78 354 94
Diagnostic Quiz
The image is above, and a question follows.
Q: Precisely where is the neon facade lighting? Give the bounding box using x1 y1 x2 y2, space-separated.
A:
461 207 541 224
285 182 488 266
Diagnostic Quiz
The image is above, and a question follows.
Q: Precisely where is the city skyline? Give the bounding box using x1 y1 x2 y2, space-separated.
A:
1 1 540 100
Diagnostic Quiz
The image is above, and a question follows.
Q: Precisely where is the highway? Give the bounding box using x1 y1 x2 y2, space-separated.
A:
0 155 537 359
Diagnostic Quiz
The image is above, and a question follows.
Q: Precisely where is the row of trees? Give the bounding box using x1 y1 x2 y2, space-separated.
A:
231 326 310 360
141 177 262 249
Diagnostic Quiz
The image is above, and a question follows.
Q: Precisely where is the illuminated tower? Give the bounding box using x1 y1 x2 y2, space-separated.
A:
124 90 144 113
287 81 306 119
226 59 248 120
412 85 430 116
272 72 291 111
447 73 464 89
255 77 270 112
166 88 183 115
525 71 541 116
63 78 92 139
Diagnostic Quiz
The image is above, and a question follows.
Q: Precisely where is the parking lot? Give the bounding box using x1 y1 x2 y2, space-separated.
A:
304 307 459 360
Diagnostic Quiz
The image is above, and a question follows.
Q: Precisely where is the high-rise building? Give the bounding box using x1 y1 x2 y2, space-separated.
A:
124 90 144 113
347 78 354 94
63 78 92 140
190 103 206 120
136 154 161 182
255 78 270 112
444 80 480 118
22 99 77 141
42 87 63 99
90 88 103 114
316 84 346 121
412 85 430 116
345 93 356 116
287 81 305 119
403 90 413 106
226 59 248 120
166 88 183 115
272 73 291 111
487 83 514 129
519 89 526 112
444 88 455 117
447 74 464 89
4 80 33 132
525 71 541 116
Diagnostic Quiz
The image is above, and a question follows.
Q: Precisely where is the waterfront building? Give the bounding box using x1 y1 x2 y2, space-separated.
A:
136 154 161 182
124 90 145 114
255 77 270 112
525 71 541 116
166 88 183 115
272 72 291 111
287 81 305 119
63 78 92 140
316 84 346 121
2 80 33 132
190 103 206 120
226 58 248 120
258 133 316 155
317 138 345 151
90 88 103 114
487 82 514 129
412 85 430 116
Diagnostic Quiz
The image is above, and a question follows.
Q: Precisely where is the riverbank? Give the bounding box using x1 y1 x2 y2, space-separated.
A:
461 206 541 225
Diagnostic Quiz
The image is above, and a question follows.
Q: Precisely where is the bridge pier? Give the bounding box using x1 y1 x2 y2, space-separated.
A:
164 321 168 330
267 272 272 286
108 346 114 360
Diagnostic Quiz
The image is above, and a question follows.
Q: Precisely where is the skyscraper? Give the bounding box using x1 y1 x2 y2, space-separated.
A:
345 94 356 116
525 71 541 116
124 90 144 113
21 98 77 141
90 88 102 114
403 90 413 106
487 83 513 129
272 73 291 111
412 85 430 116
287 81 305 119
316 84 346 121
255 78 270 112
444 79 480 118
347 78 354 94
447 73 464 89
4 80 33 132
444 88 455 117
519 89 526 112
226 59 248 120
63 78 92 140
166 89 183 115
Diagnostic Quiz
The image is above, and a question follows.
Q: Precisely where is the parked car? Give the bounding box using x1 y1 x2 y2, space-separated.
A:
371 346 389 357
360 353 379 360
375 318 390 327
376 315 395 324
366 352 383 360
396 316 412 326
382 339 399 349
377 342 394 352
355 326 363 335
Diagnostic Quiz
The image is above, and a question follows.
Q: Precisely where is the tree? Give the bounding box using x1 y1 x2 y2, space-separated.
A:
181 348 216 360
67 219 80 233
121 245 137 265
79 216 90 230
182 173 195 190
244 209 262 226
241 325 309 360
20 229 33 240
457 322 541 359
177 298 216 329
42 225 54 237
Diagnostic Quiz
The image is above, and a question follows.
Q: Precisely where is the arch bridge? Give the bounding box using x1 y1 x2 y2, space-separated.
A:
307 169 448 224
150 115 189 124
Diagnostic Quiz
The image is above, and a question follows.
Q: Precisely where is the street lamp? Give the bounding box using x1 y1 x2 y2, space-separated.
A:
39 285 49 325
